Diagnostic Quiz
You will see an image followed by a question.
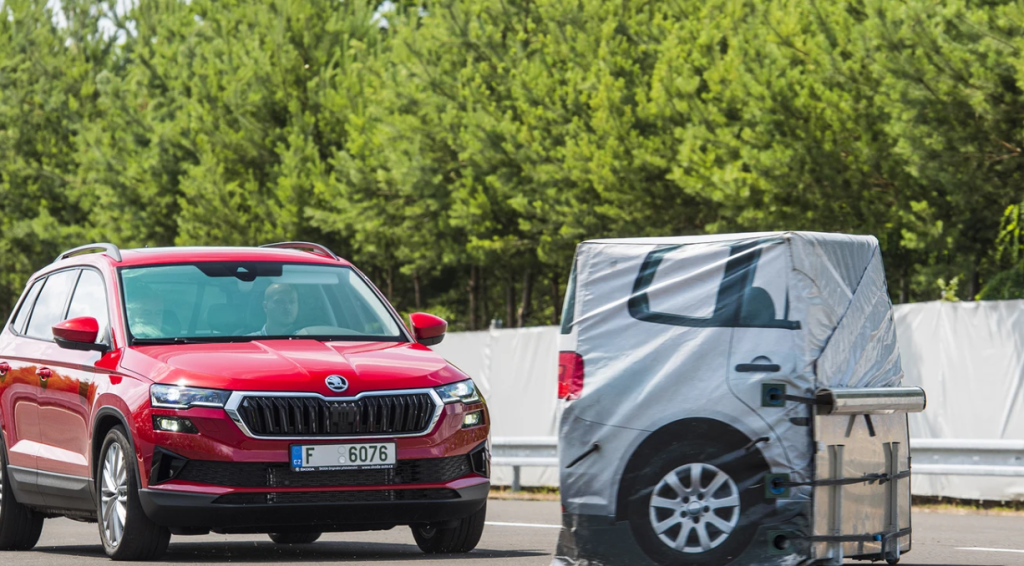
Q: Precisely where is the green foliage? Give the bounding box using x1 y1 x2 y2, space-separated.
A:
982 203 1024 299
5 0 1024 326
938 277 961 302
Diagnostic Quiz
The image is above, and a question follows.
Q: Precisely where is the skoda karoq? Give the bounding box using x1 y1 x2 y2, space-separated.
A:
0 242 489 560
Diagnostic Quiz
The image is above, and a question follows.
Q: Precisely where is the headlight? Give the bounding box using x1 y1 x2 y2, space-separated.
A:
151 385 231 409
435 379 481 404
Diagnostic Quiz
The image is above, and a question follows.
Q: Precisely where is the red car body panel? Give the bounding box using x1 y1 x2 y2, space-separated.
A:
120 340 464 393
0 246 489 532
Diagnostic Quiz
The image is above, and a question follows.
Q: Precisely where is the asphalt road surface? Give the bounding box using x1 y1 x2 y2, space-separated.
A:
2 501 1023 565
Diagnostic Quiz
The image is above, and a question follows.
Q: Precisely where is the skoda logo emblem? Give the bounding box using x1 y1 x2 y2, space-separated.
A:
325 375 349 393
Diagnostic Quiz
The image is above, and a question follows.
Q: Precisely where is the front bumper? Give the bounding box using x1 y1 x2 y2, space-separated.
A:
140 480 489 532
134 393 490 533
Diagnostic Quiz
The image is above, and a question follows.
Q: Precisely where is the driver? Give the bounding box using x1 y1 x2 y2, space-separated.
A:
252 283 299 336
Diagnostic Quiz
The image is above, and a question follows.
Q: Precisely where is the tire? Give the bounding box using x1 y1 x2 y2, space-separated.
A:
97 426 171 561
268 532 321 545
0 433 44 550
411 502 486 554
626 438 772 566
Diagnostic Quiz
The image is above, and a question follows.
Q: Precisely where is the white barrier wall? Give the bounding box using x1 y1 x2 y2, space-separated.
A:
434 302 1024 500
895 301 1024 500
431 327 561 487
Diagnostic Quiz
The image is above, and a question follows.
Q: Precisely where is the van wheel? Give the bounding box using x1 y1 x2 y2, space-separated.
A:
97 427 171 561
269 532 321 544
0 434 44 550
626 439 771 566
411 503 486 553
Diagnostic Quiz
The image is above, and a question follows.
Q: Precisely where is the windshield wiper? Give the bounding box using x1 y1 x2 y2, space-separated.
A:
132 337 219 346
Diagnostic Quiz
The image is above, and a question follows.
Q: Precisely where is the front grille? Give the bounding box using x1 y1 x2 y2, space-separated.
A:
213 488 459 505
176 455 473 488
236 393 436 437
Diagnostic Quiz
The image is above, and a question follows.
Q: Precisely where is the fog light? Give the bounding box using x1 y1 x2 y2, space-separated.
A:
463 411 483 428
153 416 198 434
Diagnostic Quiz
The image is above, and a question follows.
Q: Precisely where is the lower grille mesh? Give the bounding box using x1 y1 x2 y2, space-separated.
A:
213 489 459 505
176 455 472 488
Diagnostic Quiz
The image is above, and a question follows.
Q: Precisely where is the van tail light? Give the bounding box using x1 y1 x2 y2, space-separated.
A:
558 352 585 400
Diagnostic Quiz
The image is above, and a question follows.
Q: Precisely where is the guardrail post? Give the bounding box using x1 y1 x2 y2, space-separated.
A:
512 466 522 493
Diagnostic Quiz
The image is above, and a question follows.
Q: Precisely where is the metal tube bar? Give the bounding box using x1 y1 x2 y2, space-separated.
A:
828 445 845 566
815 387 926 415
886 442 901 562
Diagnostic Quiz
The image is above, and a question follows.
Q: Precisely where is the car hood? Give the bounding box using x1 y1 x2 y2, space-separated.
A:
119 339 468 396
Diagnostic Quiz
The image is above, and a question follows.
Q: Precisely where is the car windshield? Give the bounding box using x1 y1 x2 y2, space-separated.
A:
120 262 404 343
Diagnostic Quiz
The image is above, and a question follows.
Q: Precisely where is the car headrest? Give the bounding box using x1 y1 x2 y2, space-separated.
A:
740 286 776 326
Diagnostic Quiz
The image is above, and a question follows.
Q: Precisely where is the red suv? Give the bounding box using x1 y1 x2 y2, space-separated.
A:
0 243 489 561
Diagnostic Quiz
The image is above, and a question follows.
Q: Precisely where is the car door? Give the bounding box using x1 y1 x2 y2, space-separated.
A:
725 241 804 470
4 269 79 505
0 278 46 473
622 242 748 423
20 269 81 474
38 269 111 489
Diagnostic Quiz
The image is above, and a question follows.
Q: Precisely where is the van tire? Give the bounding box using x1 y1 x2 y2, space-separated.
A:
626 438 771 566
0 434 44 550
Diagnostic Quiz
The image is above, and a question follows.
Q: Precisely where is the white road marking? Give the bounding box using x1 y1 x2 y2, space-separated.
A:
957 547 1024 554
485 521 561 529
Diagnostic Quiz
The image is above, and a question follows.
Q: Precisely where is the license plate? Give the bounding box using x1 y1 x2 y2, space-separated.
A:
290 442 396 471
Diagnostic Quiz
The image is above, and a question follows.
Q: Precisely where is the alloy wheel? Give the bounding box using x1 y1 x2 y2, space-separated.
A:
100 442 129 548
648 462 741 553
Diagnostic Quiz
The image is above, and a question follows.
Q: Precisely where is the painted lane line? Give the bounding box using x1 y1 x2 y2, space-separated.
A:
957 547 1024 554
485 521 562 529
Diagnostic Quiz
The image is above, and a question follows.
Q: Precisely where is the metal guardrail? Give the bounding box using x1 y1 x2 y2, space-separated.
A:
491 437 1024 491
491 437 558 492
910 438 1024 477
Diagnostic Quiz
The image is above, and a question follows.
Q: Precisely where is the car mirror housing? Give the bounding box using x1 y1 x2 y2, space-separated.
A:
53 317 109 353
410 313 447 346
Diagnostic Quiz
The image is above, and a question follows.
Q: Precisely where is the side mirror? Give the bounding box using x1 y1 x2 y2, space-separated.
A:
410 313 447 346
52 317 109 353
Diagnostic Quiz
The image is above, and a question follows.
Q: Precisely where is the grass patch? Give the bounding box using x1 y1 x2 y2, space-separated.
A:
489 486 560 501
912 495 1024 515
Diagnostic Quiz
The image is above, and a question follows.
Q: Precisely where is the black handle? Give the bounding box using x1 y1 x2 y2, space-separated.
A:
735 363 780 373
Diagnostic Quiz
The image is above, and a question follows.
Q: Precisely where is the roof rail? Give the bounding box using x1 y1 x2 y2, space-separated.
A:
260 241 340 261
54 243 122 263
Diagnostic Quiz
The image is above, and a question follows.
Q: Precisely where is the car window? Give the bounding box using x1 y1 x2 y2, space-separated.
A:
326 269 400 336
644 245 730 320
25 270 78 341
559 260 577 335
740 243 788 325
629 241 800 330
10 279 44 335
120 263 403 342
66 270 110 343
